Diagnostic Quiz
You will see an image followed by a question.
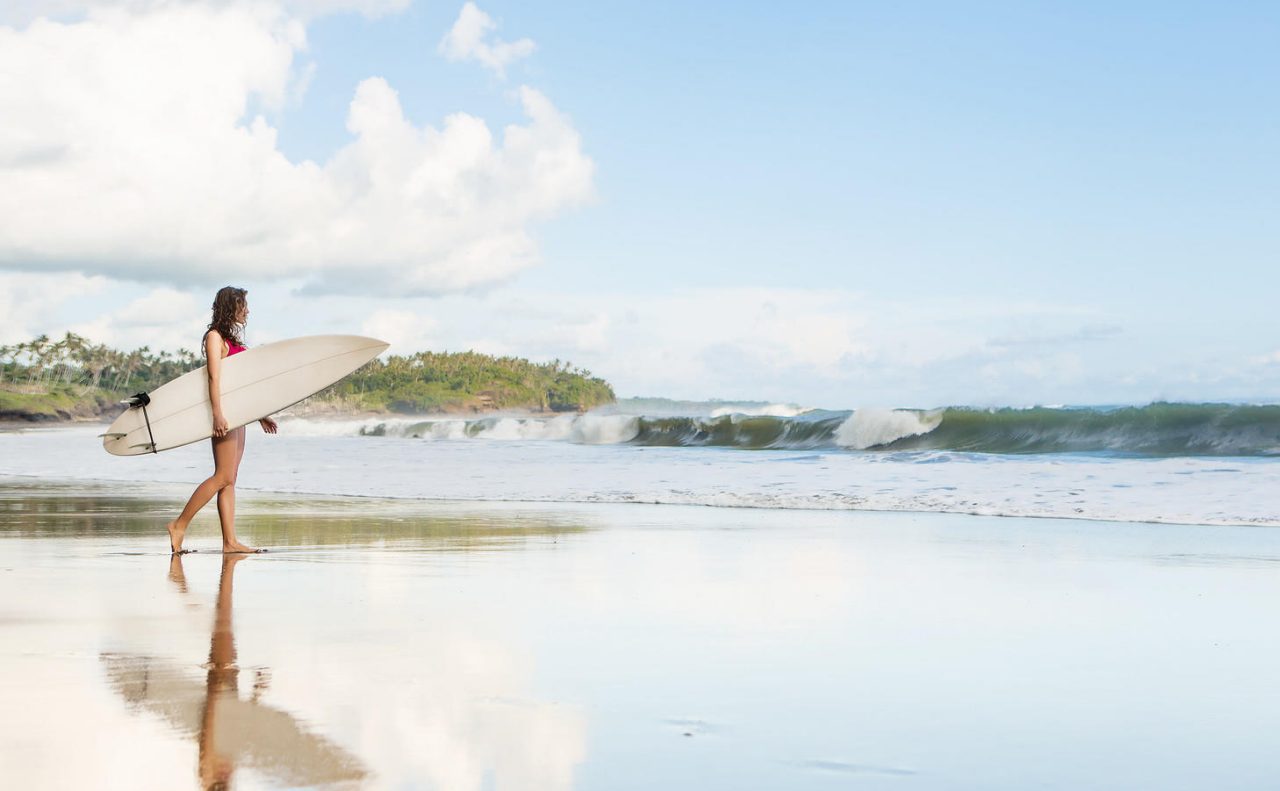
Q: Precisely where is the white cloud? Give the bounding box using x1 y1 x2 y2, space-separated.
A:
459 337 516 357
15 278 1268 407
438 1 535 78
360 308 438 353
516 287 873 390
248 286 1131 406
0 0 410 26
281 0 409 18
515 309 610 355
360 287 1159 407
68 287 207 350
0 1 592 295
0 272 111 345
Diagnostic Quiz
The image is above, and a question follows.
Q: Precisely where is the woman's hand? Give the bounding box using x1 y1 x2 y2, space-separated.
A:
213 413 230 438
259 417 278 434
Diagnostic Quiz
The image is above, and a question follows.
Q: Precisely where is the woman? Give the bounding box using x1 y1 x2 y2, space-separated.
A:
166 286 277 554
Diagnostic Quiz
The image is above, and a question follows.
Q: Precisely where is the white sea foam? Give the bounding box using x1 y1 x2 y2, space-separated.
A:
483 416 588 441
708 403 811 418
277 417 418 437
834 408 942 449
281 414 639 444
425 420 467 440
569 415 640 444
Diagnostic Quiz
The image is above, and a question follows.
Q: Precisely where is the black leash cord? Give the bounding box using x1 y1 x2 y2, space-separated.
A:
141 402 157 454
129 392 157 454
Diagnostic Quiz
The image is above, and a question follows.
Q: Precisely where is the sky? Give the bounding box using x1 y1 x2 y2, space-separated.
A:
0 0 1277 407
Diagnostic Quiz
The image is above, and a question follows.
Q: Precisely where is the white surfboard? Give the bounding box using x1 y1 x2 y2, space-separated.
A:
102 335 388 456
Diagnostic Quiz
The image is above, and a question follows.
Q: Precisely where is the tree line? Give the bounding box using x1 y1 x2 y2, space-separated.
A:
0 332 199 393
323 349 615 412
1 333 615 412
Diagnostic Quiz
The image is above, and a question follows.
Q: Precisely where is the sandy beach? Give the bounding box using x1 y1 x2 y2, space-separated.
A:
4 0 1277 788
1 477 1277 790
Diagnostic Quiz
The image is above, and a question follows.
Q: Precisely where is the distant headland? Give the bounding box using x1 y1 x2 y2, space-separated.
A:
0 332 616 423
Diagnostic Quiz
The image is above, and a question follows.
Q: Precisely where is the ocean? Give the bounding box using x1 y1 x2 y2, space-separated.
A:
3 399 1277 526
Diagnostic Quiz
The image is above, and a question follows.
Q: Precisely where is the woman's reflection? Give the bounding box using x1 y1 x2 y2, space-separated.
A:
103 556 364 789
199 553 245 789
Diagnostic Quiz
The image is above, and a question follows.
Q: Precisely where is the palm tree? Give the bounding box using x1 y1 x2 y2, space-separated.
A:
7 340 30 385
111 349 138 391
102 348 119 390
25 334 50 387
56 332 88 386
39 335 63 387
81 342 112 389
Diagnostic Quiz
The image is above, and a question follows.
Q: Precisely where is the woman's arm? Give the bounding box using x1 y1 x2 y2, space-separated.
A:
205 331 230 438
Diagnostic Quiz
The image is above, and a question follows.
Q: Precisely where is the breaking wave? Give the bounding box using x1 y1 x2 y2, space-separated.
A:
280 402 1280 457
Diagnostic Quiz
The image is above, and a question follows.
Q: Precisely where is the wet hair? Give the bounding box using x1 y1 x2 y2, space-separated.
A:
204 286 247 354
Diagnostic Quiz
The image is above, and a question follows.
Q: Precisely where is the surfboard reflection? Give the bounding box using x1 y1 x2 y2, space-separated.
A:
101 555 365 789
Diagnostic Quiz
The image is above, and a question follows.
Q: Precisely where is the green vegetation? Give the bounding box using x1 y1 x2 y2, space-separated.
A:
0 386 117 420
318 350 614 413
0 332 614 421
0 332 196 421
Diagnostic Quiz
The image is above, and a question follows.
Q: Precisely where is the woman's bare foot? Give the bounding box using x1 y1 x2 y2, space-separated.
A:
166 520 190 554
222 540 263 554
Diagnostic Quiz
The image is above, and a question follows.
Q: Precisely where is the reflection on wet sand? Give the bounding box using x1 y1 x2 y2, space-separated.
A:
0 480 592 551
102 555 366 789
11 479 1280 789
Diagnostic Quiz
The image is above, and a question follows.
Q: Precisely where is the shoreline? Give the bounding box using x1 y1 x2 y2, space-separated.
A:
3 471 1274 530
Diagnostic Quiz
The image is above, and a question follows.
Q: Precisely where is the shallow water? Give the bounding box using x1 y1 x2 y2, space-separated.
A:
2 425 1279 525
1 480 1278 789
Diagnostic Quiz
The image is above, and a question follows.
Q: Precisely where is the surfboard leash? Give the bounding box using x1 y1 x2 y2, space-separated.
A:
126 392 158 454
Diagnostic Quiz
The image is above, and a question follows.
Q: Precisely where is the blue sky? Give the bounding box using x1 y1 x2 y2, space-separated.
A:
1 1 1277 406
285 1 1280 292
294 1 1278 328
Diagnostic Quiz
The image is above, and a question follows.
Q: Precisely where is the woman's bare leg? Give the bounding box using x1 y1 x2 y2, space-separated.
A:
216 483 237 548
165 430 241 553
217 426 256 553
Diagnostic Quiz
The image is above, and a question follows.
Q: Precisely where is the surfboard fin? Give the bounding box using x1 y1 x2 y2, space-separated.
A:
129 442 156 452
98 432 127 439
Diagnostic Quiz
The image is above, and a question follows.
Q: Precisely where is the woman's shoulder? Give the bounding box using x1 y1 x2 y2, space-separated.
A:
203 329 228 354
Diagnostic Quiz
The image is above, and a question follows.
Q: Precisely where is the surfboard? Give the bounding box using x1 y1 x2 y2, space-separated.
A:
101 335 388 456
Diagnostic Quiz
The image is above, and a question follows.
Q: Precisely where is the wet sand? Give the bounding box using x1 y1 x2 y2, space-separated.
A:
1 477 1278 790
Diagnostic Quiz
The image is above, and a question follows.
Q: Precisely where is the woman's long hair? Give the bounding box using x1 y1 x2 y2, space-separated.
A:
204 286 247 355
